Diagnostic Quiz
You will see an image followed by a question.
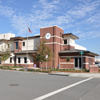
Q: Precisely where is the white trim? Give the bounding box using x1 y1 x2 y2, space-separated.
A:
89 65 98 67
33 77 93 100
40 35 63 39
83 63 89 64
60 56 94 58
60 62 74 64
45 42 63 45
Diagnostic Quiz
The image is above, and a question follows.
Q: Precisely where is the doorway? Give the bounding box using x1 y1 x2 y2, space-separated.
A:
74 57 82 69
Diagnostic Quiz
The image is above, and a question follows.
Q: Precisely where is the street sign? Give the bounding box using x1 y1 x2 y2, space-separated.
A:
79 51 84 55
46 55 48 58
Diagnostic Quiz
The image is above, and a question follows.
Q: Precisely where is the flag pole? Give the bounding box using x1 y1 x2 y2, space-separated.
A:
26 25 29 71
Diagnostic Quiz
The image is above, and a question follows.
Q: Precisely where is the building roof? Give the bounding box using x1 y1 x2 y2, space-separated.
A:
10 35 40 41
10 36 24 40
62 33 79 39
14 50 37 55
59 49 99 56
23 35 40 39
0 39 10 41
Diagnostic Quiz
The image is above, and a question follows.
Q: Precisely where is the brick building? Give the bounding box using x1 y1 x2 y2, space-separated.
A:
0 26 99 69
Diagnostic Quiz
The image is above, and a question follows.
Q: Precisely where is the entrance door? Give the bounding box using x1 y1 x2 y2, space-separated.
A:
74 57 82 69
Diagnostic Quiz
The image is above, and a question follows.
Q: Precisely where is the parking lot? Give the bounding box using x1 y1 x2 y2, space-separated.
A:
0 70 100 100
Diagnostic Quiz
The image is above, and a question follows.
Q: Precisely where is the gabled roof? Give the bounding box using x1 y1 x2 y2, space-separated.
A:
62 33 79 39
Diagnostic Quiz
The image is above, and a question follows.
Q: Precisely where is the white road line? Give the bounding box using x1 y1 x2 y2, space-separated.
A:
33 77 93 100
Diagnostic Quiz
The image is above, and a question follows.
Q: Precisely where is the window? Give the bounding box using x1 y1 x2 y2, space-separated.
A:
10 57 12 63
24 57 27 63
64 39 67 44
16 42 18 49
18 57 20 63
23 42 25 46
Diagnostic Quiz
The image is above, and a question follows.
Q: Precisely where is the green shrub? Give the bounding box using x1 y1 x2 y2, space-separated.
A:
19 69 24 71
0 66 3 69
12 66 22 68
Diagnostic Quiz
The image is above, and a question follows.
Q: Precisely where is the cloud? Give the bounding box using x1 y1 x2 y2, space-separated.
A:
67 0 100 18
0 5 15 17
0 0 100 39
7 0 15 3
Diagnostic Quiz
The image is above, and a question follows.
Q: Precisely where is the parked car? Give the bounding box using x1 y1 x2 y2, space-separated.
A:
95 62 100 68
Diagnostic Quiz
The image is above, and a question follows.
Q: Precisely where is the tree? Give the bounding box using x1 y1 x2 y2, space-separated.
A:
0 43 11 69
34 39 52 71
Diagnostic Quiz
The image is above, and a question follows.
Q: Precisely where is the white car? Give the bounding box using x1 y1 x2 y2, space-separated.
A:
95 62 100 68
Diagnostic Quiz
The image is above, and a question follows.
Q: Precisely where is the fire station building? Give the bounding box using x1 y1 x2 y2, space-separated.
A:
0 26 98 69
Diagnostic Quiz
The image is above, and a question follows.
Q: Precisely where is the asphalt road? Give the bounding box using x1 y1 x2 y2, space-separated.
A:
0 70 100 100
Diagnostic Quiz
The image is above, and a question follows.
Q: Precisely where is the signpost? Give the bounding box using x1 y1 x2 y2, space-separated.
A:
34 64 36 71
79 51 84 73
46 55 48 71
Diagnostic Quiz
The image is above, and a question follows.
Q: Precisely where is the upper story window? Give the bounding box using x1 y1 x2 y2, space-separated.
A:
18 57 20 63
16 42 18 49
64 39 67 44
23 42 25 46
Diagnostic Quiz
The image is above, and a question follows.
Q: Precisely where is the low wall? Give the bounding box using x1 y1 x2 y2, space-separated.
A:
89 65 98 73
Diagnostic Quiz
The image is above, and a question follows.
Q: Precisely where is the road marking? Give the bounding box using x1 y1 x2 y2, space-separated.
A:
33 77 93 100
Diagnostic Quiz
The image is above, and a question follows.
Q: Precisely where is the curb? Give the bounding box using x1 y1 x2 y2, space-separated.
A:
49 73 70 76
49 72 100 78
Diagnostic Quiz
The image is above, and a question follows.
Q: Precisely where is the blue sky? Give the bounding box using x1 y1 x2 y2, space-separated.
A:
0 0 100 55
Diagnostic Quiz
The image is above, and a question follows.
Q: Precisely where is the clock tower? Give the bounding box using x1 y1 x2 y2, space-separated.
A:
40 26 64 68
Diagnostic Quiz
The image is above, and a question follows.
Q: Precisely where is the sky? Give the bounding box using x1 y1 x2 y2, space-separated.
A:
0 0 100 56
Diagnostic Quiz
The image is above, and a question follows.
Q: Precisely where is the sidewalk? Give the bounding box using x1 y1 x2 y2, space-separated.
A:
49 72 100 78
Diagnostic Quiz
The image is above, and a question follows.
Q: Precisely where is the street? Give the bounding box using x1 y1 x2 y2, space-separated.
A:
0 70 100 100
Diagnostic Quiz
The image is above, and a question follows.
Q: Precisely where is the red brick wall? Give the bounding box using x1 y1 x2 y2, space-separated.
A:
89 65 98 73
59 57 74 69
63 45 75 50
40 26 64 68
83 57 95 69
60 64 74 69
